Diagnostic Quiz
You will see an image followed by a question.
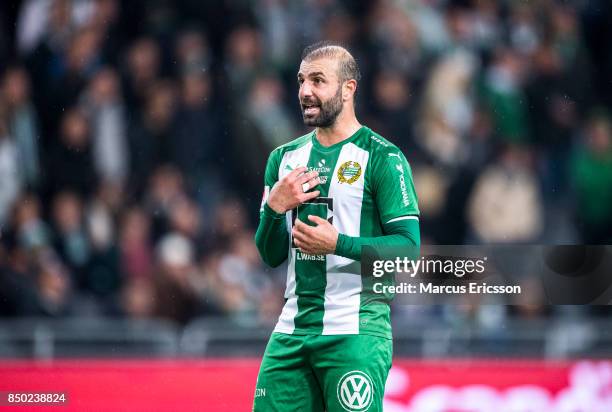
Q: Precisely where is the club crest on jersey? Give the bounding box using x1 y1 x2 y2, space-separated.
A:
337 161 362 184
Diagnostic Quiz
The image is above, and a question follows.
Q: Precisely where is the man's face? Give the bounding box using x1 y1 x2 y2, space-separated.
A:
298 58 344 128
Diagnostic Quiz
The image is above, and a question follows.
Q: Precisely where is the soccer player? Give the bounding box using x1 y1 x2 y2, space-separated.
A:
253 42 420 412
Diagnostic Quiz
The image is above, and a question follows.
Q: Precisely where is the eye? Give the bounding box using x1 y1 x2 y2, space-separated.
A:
297 78 304 85
314 78 323 84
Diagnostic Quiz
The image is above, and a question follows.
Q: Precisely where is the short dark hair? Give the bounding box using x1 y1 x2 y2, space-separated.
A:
301 41 361 84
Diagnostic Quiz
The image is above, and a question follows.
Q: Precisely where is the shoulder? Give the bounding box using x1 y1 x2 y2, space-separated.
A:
264 133 312 179
269 132 313 159
358 127 405 162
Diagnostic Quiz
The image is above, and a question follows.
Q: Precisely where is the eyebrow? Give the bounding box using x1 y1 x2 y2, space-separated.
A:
297 71 327 79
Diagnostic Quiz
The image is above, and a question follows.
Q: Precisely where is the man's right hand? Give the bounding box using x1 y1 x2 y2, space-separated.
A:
267 166 321 214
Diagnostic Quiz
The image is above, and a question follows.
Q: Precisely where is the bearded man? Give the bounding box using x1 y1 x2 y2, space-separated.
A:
253 42 420 412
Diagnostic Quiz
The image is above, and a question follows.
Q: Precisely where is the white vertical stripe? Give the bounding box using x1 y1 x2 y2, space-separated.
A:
322 143 369 335
274 249 299 334
273 142 313 334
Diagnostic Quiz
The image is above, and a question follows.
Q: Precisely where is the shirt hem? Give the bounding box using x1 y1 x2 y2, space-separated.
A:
273 327 391 340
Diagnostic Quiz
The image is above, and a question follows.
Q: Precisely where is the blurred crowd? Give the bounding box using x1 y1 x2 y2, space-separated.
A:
0 0 611 326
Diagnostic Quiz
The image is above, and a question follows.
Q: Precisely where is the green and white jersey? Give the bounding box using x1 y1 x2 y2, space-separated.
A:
260 126 419 338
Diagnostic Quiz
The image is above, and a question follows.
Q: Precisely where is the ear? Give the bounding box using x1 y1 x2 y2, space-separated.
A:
343 79 357 101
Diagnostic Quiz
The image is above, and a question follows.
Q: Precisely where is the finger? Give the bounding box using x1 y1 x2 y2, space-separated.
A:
308 215 328 226
293 237 302 248
297 243 314 254
294 217 303 229
299 190 321 202
301 176 321 193
298 170 319 183
292 229 308 244
294 237 314 254
294 218 314 235
294 218 314 236
293 218 306 234
292 219 302 231
288 166 308 181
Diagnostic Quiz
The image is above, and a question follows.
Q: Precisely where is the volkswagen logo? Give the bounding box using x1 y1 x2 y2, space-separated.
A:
337 370 373 411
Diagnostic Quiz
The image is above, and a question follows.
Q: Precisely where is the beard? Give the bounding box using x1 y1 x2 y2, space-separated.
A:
301 85 343 128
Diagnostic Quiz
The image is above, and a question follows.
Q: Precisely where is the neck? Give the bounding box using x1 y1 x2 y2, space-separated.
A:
315 109 361 147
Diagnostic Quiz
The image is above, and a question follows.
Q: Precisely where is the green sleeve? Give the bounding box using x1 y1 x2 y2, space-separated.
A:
255 150 290 267
372 148 420 224
335 146 421 261
335 219 420 261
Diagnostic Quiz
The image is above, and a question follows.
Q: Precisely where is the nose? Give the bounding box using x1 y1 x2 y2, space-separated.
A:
300 81 313 99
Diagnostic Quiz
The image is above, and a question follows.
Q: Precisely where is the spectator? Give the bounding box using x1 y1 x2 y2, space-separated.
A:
44 108 97 199
2 66 40 189
17 0 92 56
153 233 201 325
366 70 417 155
168 196 204 249
479 48 529 144
320 7 358 48
224 26 263 102
211 196 249 250
48 25 103 130
0 103 21 226
51 191 90 288
35 249 73 317
508 3 539 55
144 165 186 242
119 278 156 319
254 0 299 71
85 195 121 297
89 0 123 66
24 0 76 141
570 111 612 243
123 37 161 110
248 74 296 149
11 193 50 252
444 1 476 50
417 49 477 167
170 69 223 203
467 145 544 243
471 0 501 51
174 27 211 74
80 67 129 187
0 254 40 317
525 14 591 200
222 230 277 318
119 207 154 281
127 80 177 195
368 2 423 76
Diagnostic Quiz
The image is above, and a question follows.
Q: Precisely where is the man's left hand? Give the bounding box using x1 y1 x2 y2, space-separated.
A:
292 215 339 255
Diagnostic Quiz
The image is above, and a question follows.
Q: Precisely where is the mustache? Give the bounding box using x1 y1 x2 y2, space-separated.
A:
300 97 321 106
